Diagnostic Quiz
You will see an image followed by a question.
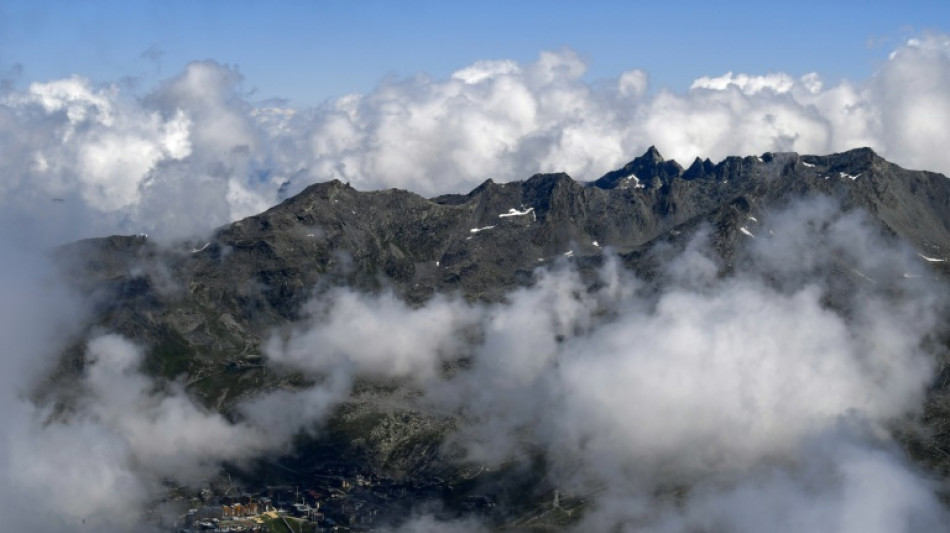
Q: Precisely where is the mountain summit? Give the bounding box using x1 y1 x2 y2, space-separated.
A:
52 147 950 529
592 145 685 189
60 146 950 381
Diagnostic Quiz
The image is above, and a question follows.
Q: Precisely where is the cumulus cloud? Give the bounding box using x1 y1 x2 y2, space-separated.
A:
0 62 278 244
2 36 950 244
269 31 949 191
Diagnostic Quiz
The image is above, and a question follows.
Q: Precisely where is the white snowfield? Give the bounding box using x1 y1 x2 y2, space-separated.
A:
499 207 535 218
739 227 755 238
802 161 816 168
918 253 946 262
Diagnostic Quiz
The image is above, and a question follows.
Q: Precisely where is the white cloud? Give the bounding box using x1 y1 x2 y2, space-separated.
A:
272 33 950 196
451 59 521 84
0 323 277 531
3 76 193 213
2 35 950 244
17 75 117 126
80 335 271 478
645 437 947 533
690 71 800 94
265 289 479 381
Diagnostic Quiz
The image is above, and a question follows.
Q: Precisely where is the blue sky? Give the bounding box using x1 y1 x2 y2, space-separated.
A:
2 0 948 106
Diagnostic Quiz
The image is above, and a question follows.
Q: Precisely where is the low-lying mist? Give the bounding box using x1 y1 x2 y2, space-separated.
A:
2 196 947 532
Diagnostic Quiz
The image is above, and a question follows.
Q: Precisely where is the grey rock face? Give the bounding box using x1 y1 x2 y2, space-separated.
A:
59 147 950 393
51 147 950 512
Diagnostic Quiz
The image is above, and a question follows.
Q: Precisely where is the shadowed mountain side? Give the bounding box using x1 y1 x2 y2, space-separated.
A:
55 147 950 404
47 148 950 527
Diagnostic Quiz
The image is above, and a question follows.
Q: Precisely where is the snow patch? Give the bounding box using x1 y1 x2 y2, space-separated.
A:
918 253 945 262
839 172 861 180
592 241 600 247
499 207 535 218
622 174 644 189
563 250 574 258
747 216 758 223
802 161 816 168
191 242 210 254
739 227 755 238
470 226 495 234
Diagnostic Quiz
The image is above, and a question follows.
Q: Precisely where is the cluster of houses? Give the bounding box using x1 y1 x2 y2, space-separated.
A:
173 466 494 532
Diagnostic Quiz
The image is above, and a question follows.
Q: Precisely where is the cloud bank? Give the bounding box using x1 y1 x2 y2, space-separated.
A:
1 36 950 243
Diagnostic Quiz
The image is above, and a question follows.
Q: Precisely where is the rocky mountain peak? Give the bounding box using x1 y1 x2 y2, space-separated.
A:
683 156 717 180
592 146 685 189
59 145 950 404
41 141 950 533
642 145 664 163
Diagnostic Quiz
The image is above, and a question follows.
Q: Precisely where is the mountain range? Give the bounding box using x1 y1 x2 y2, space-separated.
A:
51 146 950 529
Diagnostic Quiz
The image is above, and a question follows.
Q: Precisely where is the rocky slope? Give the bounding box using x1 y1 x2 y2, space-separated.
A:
60 146 950 376
52 146 950 522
